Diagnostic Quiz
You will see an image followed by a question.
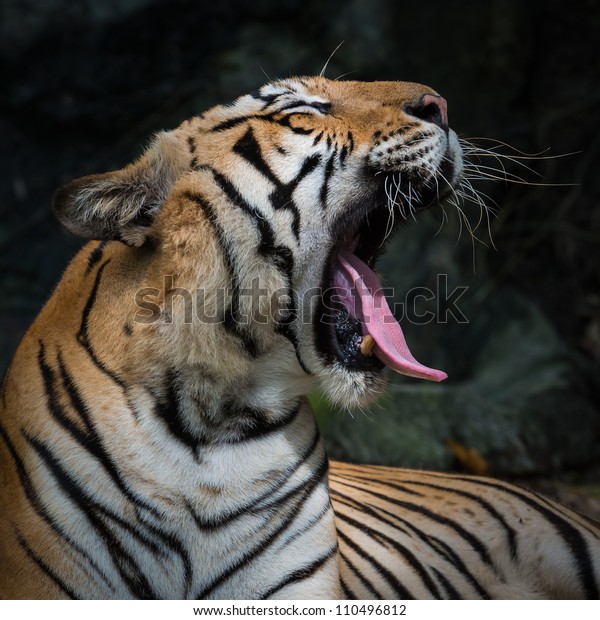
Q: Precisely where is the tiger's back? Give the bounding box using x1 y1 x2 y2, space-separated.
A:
330 463 600 599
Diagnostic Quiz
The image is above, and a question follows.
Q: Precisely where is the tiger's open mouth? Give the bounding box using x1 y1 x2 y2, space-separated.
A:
315 178 454 382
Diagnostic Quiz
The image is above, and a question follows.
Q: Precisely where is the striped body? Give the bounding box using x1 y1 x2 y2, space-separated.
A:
0 241 339 599
331 464 600 599
1 77 598 598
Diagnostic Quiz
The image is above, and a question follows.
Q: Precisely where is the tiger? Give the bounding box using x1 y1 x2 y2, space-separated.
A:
0 76 598 600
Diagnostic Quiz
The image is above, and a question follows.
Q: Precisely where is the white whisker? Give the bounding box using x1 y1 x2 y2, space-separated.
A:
334 70 358 81
319 41 345 77
460 136 578 160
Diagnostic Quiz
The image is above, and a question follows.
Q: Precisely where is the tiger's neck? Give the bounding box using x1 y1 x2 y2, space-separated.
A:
150 346 317 447
101 359 339 598
8 240 341 597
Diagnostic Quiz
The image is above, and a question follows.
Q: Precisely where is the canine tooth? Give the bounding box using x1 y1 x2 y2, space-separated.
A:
360 335 375 357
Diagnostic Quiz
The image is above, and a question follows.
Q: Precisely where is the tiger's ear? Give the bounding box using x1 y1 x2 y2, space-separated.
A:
53 131 186 246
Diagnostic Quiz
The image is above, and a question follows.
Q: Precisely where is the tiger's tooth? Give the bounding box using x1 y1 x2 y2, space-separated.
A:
360 335 375 357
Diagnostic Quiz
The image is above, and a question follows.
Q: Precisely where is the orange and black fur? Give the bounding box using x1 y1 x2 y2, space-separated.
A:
1 77 598 599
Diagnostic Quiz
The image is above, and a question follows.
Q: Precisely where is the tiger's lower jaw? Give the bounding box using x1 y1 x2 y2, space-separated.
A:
318 360 388 409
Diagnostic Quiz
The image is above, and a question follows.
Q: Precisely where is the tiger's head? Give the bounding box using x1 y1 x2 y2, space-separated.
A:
53 77 462 409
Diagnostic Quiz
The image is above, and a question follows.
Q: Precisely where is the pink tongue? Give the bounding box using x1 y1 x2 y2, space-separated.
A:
334 251 447 382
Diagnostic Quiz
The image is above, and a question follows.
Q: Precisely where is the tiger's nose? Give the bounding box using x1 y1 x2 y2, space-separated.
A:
405 94 448 131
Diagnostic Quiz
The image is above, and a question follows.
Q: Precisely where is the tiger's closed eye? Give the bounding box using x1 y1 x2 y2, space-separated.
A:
278 100 332 115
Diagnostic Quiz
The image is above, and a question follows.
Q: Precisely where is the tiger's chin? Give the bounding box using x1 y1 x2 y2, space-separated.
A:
318 361 387 409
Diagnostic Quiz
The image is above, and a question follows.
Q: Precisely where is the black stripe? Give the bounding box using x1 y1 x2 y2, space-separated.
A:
77 259 128 390
256 453 329 514
250 89 288 107
41 363 194 598
223 308 258 358
269 154 321 239
26 435 166 563
266 249 312 377
339 144 349 165
206 168 278 258
320 152 336 207
211 114 254 132
370 478 497 568
332 491 414 538
274 322 311 375
280 498 332 546
17 532 78 599
181 189 259 358
530 491 600 538
232 126 324 238
196 166 312 374
331 484 491 599
224 399 301 444
199 168 311 374
0 426 114 589
38 353 195 600
271 244 294 278
274 100 331 115
0 422 116 592
164 394 302 447
38 342 91 445
210 112 276 132
203 168 297 295
340 576 357 600
233 127 320 240
233 127 280 186
405 479 519 560
432 567 462 600
54 349 160 517
187 425 322 530
140 518 194 600
330 469 424 496
194 455 329 598
426 534 491 599
12 358 191 596
450 476 600 599
331 476 496 569
339 549 384 598
276 114 315 136
335 509 441 598
337 529 414 599
85 240 107 275
347 131 355 154
0 422 39 509
259 546 337 599
25 433 160 599
153 372 203 453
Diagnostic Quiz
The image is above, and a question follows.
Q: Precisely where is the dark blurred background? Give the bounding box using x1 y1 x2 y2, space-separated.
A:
1 0 599 514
